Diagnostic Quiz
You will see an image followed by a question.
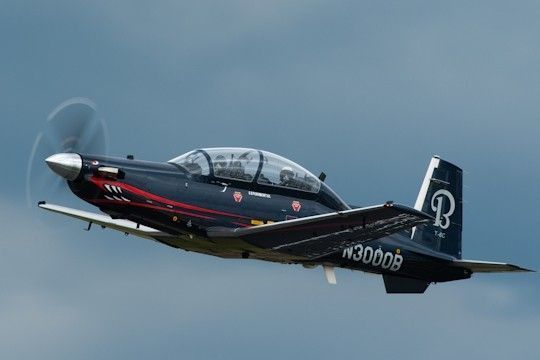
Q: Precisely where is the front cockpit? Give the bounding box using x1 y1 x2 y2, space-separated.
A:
169 148 321 193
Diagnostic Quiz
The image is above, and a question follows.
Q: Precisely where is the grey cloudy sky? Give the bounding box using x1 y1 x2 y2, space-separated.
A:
1 1 539 359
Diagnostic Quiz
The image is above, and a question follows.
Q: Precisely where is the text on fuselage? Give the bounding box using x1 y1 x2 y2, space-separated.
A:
342 245 403 271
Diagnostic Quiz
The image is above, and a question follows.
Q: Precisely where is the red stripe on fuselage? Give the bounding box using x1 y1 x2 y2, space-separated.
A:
88 176 250 220
91 199 214 220
232 222 251 228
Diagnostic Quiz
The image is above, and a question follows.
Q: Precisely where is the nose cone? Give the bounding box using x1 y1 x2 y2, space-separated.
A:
45 153 82 180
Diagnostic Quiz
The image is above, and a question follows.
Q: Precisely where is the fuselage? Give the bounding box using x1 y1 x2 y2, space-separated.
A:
67 152 469 283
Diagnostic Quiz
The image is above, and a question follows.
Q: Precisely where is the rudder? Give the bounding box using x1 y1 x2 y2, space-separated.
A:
412 156 463 259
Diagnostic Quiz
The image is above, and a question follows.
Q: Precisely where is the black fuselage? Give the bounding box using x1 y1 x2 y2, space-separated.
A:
68 154 470 283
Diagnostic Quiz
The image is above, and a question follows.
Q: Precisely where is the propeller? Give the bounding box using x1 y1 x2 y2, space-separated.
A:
26 97 109 208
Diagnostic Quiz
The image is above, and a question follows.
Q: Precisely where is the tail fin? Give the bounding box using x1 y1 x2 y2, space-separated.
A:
412 156 463 259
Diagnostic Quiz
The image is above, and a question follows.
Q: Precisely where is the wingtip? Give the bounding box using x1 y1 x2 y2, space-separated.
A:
509 264 535 272
37 200 46 207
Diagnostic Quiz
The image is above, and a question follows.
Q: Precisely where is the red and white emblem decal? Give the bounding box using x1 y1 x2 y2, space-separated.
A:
91 160 99 166
291 200 301 212
233 191 243 203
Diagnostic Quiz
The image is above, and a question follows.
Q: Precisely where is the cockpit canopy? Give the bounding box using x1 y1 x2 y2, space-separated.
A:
169 148 321 193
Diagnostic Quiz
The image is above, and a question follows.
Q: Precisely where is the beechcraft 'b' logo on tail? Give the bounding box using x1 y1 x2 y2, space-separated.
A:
431 189 455 229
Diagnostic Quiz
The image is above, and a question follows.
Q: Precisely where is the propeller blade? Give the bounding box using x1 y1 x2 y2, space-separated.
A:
26 97 108 209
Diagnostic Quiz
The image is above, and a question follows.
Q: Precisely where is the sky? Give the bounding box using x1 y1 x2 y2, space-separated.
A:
1 1 539 359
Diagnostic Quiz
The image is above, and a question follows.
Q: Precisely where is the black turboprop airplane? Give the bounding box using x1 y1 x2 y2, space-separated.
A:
39 147 532 293
30 98 530 294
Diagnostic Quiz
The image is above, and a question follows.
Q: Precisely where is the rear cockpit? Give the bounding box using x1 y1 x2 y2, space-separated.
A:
169 148 321 193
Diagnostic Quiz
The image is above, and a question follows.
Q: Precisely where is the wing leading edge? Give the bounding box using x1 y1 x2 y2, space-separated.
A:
38 202 168 239
208 202 433 259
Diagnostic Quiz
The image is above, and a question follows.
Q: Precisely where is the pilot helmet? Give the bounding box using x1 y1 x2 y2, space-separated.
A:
215 155 227 171
280 166 294 182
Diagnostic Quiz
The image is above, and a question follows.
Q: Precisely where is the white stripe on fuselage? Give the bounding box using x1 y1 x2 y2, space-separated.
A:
411 156 440 238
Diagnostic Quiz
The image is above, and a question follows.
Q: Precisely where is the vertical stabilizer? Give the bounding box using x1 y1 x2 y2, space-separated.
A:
412 156 463 259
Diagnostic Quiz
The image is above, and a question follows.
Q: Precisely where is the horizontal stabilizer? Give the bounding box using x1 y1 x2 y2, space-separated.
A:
453 260 533 273
208 203 433 259
383 275 430 294
38 202 168 239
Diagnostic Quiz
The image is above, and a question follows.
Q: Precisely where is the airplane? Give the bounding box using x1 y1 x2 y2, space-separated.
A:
38 146 532 294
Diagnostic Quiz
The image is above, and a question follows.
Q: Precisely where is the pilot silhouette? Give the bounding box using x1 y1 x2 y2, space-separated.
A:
214 155 228 177
279 166 295 187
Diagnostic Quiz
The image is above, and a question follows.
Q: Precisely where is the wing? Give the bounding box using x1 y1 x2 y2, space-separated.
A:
208 202 433 259
452 259 533 273
38 202 169 239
